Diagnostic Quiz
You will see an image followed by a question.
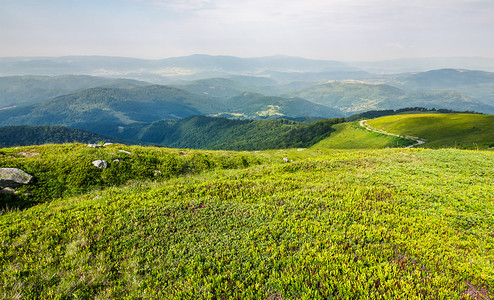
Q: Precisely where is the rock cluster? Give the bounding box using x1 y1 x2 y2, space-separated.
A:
92 160 108 169
87 144 103 148
87 144 131 169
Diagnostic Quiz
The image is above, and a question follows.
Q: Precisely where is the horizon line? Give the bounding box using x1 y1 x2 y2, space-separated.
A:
1 54 494 62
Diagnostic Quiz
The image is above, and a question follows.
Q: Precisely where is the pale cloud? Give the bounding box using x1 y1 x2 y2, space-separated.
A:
386 42 405 50
129 0 214 11
1 0 494 59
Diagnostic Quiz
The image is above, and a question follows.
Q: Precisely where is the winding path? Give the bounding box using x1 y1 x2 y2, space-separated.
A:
359 120 427 148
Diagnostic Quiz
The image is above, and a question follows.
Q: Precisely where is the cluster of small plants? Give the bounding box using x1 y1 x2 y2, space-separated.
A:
1 144 493 298
0 143 264 208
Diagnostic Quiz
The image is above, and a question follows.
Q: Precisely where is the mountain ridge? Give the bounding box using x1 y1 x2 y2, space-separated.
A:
0 54 359 78
0 75 150 108
288 82 494 114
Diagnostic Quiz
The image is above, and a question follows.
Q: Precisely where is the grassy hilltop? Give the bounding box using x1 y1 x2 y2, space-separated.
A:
1 143 493 298
366 113 494 149
311 122 415 149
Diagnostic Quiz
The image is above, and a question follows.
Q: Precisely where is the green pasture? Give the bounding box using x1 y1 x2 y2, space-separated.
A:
1 145 493 298
367 114 494 149
311 122 414 149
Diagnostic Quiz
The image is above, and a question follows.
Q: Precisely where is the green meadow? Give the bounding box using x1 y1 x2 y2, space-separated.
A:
366 114 494 149
311 122 414 149
1 143 493 298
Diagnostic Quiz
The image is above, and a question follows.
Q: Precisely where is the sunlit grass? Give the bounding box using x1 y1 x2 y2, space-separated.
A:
311 122 414 149
367 113 494 149
1 145 493 298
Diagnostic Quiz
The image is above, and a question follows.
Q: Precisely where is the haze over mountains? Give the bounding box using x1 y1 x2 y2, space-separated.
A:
0 55 363 83
349 57 494 74
0 75 149 108
1 54 494 147
3 55 494 78
381 69 494 107
288 82 493 114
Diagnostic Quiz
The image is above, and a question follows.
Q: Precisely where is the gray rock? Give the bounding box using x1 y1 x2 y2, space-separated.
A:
113 159 123 162
0 168 33 188
103 143 114 147
87 144 103 148
119 150 131 155
92 160 108 169
1 187 16 194
283 157 289 163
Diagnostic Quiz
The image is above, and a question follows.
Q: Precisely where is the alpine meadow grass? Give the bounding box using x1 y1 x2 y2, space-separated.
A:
1 144 493 298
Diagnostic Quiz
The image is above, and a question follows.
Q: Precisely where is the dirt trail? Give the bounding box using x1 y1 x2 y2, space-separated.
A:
359 120 427 148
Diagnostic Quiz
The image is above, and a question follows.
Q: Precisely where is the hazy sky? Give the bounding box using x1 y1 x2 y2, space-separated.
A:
1 0 494 60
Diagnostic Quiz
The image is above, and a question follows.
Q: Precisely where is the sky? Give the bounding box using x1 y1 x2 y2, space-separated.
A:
1 0 494 61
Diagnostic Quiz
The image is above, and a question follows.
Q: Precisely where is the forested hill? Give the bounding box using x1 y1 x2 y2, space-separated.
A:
0 85 226 131
119 116 346 150
221 92 344 119
0 126 116 147
0 75 150 108
0 84 344 137
0 117 346 150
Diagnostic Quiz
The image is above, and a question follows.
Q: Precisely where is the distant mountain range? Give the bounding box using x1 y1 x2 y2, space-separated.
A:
0 84 345 136
2 55 494 79
0 55 362 83
1 55 494 149
2 55 494 106
173 77 281 100
347 57 494 73
0 69 493 136
220 92 343 119
0 85 226 135
0 75 150 108
288 82 494 114
382 69 494 107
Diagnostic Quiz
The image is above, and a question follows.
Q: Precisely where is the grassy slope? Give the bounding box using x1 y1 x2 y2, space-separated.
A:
311 122 414 149
0 143 271 208
1 145 493 298
367 113 494 149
